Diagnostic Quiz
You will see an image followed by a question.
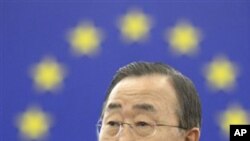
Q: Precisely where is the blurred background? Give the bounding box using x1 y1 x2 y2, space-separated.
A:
1 0 250 141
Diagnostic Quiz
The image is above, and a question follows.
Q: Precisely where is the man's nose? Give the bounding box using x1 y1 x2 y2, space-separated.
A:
118 125 135 141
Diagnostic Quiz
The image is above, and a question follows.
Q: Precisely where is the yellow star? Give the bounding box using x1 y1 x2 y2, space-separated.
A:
31 57 66 92
205 56 238 91
119 8 152 42
68 22 102 56
219 104 249 135
17 106 52 140
166 21 201 55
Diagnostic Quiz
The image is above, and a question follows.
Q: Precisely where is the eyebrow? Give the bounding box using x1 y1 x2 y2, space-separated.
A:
133 103 156 113
106 102 156 113
107 103 122 111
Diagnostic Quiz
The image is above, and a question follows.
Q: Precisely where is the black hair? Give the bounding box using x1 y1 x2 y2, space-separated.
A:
102 61 201 130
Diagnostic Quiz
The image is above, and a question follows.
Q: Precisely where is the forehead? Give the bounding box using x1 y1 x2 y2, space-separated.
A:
105 74 179 116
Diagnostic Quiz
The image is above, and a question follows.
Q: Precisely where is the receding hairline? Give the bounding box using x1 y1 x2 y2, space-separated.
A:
102 73 181 118
107 73 178 98
101 61 201 129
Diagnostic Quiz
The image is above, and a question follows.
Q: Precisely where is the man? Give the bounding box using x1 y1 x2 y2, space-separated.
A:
97 62 201 141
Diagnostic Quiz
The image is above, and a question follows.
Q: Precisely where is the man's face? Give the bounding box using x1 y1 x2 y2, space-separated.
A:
99 74 185 141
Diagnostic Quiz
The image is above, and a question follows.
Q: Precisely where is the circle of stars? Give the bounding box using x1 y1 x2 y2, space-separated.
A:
12 6 246 141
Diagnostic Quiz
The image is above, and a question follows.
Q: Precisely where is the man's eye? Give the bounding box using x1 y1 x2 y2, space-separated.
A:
135 121 150 127
107 121 120 127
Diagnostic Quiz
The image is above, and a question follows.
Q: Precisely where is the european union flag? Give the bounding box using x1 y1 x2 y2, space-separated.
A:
1 0 250 141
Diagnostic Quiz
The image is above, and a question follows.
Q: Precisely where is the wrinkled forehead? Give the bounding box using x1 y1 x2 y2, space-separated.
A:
103 74 179 117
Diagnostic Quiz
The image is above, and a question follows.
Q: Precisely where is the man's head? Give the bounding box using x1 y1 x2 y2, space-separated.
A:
98 62 201 141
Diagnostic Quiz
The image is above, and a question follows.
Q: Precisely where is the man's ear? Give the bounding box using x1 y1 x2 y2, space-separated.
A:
184 127 200 141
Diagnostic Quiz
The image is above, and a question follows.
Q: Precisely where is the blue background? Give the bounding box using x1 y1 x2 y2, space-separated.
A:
1 0 250 141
